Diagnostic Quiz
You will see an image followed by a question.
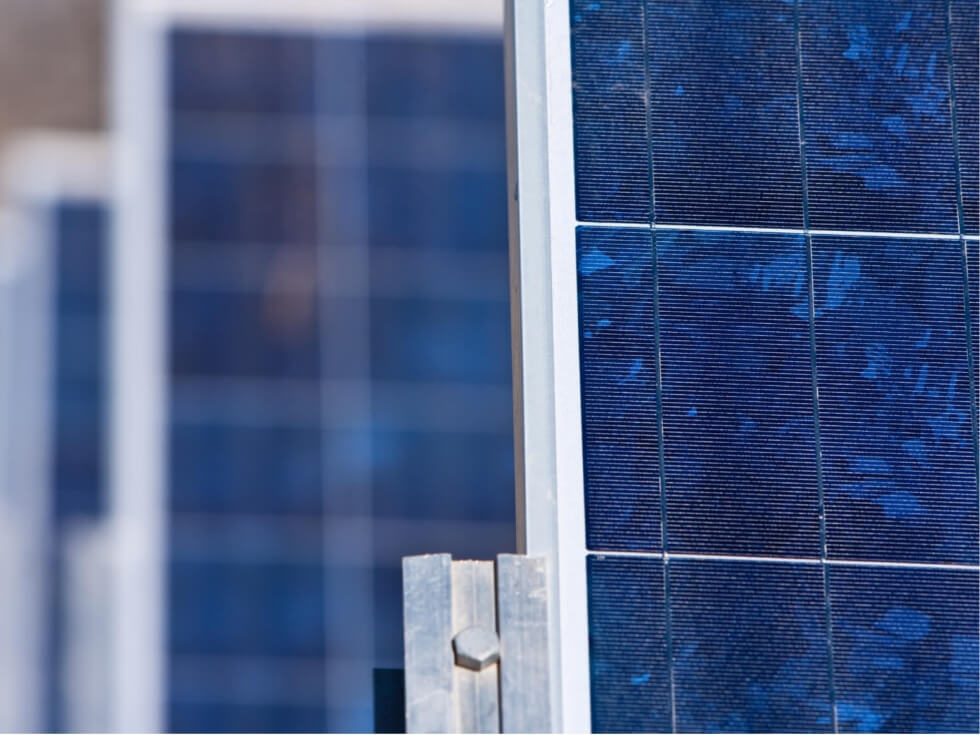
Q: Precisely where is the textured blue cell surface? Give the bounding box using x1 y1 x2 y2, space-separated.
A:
813 236 978 564
572 3 979 727
170 30 314 114
587 555 671 733
951 0 980 236
52 203 106 520
647 1 804 228
169 424 322 514
370 298 511 384
166 28 513 732
829 566 980 733
571 0 651 222
968 240 979 399
577 227 661 551
670 560 832 733
800 0 959 233
659 230 820 556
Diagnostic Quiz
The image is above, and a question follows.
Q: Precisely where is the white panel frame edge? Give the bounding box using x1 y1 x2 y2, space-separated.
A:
505 0 591 732
0 206 49 733
0 133 109 731
110 1 502 731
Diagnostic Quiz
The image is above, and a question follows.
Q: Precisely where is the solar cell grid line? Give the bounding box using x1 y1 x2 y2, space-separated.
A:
114 1 510 732
509 0 980 732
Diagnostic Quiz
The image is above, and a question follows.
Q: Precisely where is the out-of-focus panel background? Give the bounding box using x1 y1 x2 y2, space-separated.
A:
0 0 104 150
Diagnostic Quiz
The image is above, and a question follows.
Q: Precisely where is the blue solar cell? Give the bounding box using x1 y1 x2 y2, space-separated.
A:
371 430 515 521
812 236 978 564
372 566 404 662
571 0 651 222
369 298 511 383
828 565 979 733
577 227 661 551
366 168 508 251
168 559 326 656
365 36 504 121
168 703 328 734
671 560 832 733
170 159 318 244
169 424 322 514
587 555 670 733
52 203 106 521
800 0 959 233
165 27 513 731
170 290 320 379
659 230 820 556
968 240 979 400
647 0 805 228
951 0 979 236
170 31 314 115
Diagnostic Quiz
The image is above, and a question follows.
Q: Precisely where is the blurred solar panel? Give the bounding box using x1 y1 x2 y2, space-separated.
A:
0 134 112 733
513 1 980 731
115 3 511 732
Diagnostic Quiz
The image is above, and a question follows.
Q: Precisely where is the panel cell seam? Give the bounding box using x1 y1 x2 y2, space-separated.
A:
639 2 676 731
793 1 839 730
943 0 980 485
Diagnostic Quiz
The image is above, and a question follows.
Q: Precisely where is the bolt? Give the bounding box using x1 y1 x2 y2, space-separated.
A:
452 626 500 671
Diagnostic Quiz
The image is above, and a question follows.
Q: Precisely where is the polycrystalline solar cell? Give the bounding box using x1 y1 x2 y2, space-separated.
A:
951 0 979 236
364 36 506 122
968 241 979 394
169 424 322 515
371 431 515 521
168 558 326 656
168 703 329 735
586 555 670 734
659 230 821 556
577 227 661 551
828 565 979 733
369 298 511 383
168 659 327 722
170 158 318 244
646 1 804 228
367 168 508 250
169 289 320 379
53 203 106 520
799 0 959 233
571 0 650 223
166 26 513 732
812 236 978 564
670 560 832 733
169 30 314 114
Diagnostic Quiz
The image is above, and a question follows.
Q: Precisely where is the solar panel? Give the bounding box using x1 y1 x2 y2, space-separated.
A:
508 1 979 731
113 2 510 732
0 134 112 733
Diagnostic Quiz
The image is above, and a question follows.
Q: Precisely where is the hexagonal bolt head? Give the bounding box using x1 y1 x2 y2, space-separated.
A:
452 626 500 671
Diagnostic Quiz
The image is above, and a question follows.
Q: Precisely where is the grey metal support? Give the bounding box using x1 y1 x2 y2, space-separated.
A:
403 554 455 733
497 554 552 733
451 561 499 733
403 554 553 733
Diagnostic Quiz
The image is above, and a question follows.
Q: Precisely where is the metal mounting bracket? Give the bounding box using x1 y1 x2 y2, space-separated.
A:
402 554 553 733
